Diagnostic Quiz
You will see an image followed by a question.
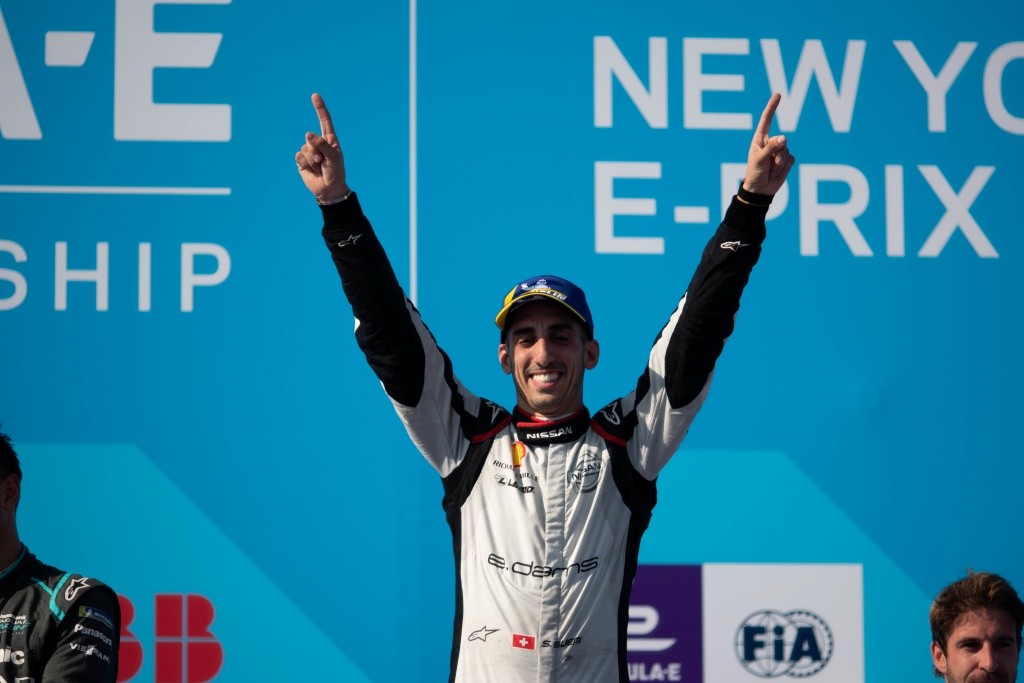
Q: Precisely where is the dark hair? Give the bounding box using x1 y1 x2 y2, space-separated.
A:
0 425 22 481
930 570 1024 676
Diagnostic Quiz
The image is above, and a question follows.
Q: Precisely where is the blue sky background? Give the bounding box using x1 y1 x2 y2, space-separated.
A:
2 0 1022 679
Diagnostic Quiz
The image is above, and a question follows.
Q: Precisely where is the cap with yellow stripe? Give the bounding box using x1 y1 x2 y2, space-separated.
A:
494 275 594 338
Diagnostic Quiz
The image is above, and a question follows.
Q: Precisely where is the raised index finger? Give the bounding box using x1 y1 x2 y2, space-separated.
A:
311 92 336 138
755 92 782 139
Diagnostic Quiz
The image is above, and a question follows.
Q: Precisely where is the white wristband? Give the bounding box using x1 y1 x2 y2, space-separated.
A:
317 189 353 206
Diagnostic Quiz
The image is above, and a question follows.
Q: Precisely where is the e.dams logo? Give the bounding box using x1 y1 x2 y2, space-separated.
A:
117 594 224 683
734 609 833 678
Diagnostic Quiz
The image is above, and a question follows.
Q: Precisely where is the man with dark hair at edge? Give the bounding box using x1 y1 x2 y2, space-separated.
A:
296 93 794 682
0 425 119 681
931 570 1024 682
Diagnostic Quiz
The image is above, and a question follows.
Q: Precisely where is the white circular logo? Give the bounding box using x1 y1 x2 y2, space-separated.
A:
569 451 600 493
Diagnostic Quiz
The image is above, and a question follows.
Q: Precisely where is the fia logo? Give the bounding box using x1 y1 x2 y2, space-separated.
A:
117 594 224 683
734 609 833 678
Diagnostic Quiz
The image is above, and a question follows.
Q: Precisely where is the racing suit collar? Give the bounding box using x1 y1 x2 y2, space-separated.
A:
512 407 591 445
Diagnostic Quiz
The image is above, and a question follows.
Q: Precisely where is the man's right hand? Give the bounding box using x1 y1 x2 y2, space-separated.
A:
295 93 350 203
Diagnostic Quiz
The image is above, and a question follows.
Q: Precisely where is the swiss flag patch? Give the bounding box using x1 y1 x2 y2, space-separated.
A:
512 633 536 650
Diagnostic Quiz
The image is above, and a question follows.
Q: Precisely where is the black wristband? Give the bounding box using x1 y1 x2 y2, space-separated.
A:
737 181 773 206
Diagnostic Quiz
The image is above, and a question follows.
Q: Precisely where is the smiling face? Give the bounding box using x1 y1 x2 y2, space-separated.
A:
497 300 599 419
933 607 1019 683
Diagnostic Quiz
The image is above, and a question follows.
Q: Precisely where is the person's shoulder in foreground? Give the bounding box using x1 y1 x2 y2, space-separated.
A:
0 425 120 682
930 569 1023 683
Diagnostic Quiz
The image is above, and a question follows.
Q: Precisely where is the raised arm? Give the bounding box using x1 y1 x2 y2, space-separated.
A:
297 93 504 476
608 94 796 478
661 94 794 406
295 93 351 203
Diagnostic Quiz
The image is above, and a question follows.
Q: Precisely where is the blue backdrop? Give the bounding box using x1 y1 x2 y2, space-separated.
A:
1 0 1021 680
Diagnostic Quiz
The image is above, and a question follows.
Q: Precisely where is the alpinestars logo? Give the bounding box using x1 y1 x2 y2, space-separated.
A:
468 626 499 642
483 400 503 423
64 577 92 601
600 401 622 425
721 241 749 251
336 234 362 248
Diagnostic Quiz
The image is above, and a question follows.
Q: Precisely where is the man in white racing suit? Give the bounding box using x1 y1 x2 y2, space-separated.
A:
296 93 794 682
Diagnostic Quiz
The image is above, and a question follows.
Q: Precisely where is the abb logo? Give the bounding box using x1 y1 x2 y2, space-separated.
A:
117 594 224 682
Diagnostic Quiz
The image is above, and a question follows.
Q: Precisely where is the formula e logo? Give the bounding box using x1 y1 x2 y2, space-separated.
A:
735 609 833 678
626 605 677 652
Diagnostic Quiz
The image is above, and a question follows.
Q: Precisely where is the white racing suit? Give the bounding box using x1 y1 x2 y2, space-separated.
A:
322 194 767 682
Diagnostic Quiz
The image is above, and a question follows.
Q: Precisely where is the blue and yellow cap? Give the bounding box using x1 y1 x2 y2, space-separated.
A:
495 275 594 338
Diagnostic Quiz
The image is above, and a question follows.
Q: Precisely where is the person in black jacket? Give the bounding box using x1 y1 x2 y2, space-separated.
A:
0 425 119 682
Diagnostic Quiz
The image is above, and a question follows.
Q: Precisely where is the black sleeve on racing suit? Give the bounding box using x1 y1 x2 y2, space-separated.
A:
320 194 426 407
665 197 767 409
42 580 120 683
